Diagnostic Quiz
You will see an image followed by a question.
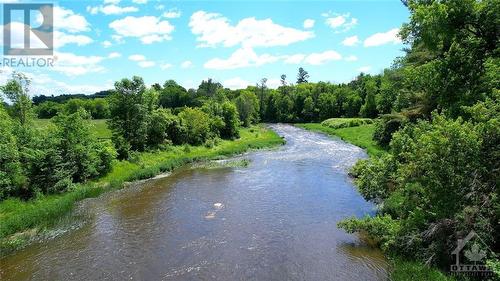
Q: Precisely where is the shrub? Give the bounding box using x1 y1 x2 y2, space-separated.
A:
373 114 405 147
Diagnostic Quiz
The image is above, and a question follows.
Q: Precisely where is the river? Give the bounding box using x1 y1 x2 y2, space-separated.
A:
0 124 388 281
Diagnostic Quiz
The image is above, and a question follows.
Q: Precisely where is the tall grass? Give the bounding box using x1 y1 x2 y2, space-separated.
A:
0 125 283 254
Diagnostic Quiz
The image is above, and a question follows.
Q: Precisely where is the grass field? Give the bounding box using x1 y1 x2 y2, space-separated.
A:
296 122 386 157
34 119 112 139
0 125 284 254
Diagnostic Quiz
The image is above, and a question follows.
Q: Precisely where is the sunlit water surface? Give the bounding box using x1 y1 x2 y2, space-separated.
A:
0 124 388 281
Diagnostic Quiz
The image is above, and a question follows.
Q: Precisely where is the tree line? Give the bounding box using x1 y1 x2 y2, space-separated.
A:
339 0 499 275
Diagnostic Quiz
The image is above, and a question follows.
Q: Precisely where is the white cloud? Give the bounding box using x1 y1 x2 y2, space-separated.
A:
283 54 306 64
204 47 279 70
160 63 173 70
303 19 315 29
358 66 371 73
155 4 165 10
342 35 359 46
109 16 174 44
163 9 181 19
323 12 357 33
223 77 250 90
86 2 138 15
303 50 342 65
53 6 90 33
108 52 121 58
54 31 92 48
181 60 193 68
128 54 154 67
52 52 106 76
344 55 358 61
138 61 155 68
189 11 314 48
132 0 147 4
205 48 343 69
102 40 112 48
364 28 401 47
128 54 146 61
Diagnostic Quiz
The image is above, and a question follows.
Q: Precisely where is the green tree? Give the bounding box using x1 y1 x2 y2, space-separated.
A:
296 67 309 84
235 90 260 126
0 72 33 125
0 106 24 200
178 107 212 145
108 76 149 152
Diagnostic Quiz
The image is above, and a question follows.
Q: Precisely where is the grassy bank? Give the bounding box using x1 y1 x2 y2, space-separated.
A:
296 122 385 157
0 125 284 255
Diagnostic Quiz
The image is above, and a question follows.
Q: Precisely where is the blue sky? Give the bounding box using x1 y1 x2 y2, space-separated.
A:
0 0 409 95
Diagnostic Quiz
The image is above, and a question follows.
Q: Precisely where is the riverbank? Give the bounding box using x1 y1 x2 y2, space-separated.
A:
296 122 457 281
295 123 385 157
0 125 284 255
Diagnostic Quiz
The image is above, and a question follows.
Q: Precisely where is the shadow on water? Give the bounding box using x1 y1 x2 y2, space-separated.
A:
0 124 388 281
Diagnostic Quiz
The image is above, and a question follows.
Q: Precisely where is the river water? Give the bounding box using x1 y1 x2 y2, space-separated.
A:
0 124 388 281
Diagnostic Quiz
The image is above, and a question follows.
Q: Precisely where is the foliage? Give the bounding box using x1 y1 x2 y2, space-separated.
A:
321 118 373 129
0 107 24 200
343 113 499 268
178 107 213 145
108 76 149 152
235 90 260 126
0 126 283 253
373 114 405 147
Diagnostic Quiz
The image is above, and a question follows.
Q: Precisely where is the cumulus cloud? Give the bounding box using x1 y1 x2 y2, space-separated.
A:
303 19 315 29
283 54 306 64
344 55 358 61
102 40 112 48
86 0 138 15
108 52 121 58
138 61 155 68
303 50 342 65
54 31 92 48
128 54 146 61
163 9 181 19
323 12 357 33
128 54 155 67
54 6 90 33
223 77 251 90
181 61 193 68
204 47 279 70
52 52 106 76
364 28 401 47
342 35 359 46
109 16 174 44
204 48 343 69
160 63 173 70
189 11 314 48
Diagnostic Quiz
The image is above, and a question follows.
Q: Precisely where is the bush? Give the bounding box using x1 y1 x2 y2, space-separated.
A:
344 113 499 268
178 107 213 145
321 118 373 129
373 114 405 147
